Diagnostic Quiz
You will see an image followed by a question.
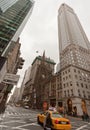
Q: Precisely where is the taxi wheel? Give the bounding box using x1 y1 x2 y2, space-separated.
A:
37 117 40 124
51 128 55 130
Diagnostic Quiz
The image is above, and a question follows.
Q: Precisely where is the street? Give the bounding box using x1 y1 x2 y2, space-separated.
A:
0 105 90 130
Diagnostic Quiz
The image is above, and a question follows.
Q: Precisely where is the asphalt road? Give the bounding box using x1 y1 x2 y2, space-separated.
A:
0 105 90 130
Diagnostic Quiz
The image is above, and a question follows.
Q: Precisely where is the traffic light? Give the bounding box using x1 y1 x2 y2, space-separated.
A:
18 57 25 69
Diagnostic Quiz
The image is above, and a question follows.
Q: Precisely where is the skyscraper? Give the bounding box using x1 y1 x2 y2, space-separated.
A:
0 0 18 13
58 3 90 52
0 0 34 56
58 4 90 115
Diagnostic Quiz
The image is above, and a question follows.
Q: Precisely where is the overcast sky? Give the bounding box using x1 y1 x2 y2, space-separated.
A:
16 0 90 87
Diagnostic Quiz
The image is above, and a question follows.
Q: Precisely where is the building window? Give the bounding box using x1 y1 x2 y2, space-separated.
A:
76 82 79 87
83 78 86 82
71 89 74 96
63 84 65 88
69 75 71 78
68 69 70 72
64 91 66 97
70 81 72 86
79 76 82 80
78 89 80 92
78 70 80 73
79 93 81 97
87 78 89 83
58 92 59 98
65 71 67 74
74 69 76 72
85 84 88 89
88 95 90 99
83 91 86 98
81 83 84 88
78 89 81 97
63 77 65 81
67 90 70 96
84 95 86 98
75 75 78 79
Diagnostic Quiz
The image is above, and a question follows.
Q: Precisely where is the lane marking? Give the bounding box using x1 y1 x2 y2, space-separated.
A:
13 122 40 129
13 123 32 128
12 127 28 130
4 116 21 118
1 120 26 124
0 125 8 127
76 124 89 130
31 123 40 126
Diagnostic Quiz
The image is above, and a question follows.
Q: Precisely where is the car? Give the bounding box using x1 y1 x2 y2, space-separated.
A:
15 103 20 107
24 105 29 109
37 111 72 130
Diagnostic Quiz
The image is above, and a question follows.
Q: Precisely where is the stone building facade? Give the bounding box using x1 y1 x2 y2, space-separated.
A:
22 53 55 109
58 3 90 116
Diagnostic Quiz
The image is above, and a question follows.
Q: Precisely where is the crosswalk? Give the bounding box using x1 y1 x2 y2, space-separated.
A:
0 106 90 130
5 111 32 116
0 109 38 122
1 111 36 118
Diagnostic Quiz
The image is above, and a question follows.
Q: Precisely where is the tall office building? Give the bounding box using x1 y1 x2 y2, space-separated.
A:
0 0 34 56
0 0 18 12
58 4 90 115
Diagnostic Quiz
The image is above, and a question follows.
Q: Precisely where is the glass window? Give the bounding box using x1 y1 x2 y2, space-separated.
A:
74 69 76 72
75 75 77 79
68 69 70 72
52 113 62 118
69 75 71 78
70 81 72 86
76 82 79 86
81 83 83 88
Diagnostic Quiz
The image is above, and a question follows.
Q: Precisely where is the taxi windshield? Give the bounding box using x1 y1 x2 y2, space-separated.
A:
52 113 63 118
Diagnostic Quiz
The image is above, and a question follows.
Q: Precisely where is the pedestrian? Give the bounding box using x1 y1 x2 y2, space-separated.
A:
58 106 64 116
83 112 89 122
82 111 89 121
85 113 89 122
82 112 85 121
44 112 53 130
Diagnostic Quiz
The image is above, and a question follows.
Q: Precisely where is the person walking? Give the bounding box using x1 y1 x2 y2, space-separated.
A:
58 106 64 116
82 112 89 122
44 112 53 130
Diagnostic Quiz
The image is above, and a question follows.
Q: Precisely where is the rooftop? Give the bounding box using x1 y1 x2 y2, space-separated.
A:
32 55 56 65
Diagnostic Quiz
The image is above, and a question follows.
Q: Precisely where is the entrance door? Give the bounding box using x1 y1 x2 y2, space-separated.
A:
67 99 72 115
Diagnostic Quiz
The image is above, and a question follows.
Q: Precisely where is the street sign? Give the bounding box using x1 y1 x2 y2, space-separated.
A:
3 73 20 85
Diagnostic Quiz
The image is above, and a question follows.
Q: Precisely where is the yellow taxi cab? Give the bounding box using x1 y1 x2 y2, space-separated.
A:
37 111 72 130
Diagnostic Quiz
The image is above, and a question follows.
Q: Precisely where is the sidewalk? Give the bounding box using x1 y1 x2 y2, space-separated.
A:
67 115 82 119
67 115 90 122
